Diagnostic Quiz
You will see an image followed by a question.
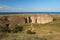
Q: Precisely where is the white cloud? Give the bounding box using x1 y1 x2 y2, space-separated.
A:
0 7 3 9
0 5 60 12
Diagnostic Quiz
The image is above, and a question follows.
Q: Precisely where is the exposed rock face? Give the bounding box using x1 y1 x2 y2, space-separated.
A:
37 15 53 24
30 16 37 24
30 14 53 24
8 16 25 27
0 16 9 27
0 14 53 27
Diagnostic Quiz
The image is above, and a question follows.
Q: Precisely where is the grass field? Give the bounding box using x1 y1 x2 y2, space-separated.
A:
1 22 60 40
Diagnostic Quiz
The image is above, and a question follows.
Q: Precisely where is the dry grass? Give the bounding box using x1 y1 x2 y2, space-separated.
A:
1 14 60 40
1 23 60 40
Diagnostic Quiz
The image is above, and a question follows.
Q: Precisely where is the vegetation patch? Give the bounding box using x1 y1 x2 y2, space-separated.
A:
27 30 36 34
11 25 23 33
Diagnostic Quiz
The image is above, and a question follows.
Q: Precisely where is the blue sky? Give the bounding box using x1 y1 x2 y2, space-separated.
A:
0 0 60 12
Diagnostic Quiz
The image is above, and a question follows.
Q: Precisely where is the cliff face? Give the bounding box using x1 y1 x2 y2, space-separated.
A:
30 16 37 23
0 14 53 27
30 14 53 24
8 16 25 27
37 15 53 24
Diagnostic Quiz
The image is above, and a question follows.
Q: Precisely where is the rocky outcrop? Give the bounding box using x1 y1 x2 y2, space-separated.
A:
37 15 53 24
0 14 53 27
30 16 37 24
8 16 25 27
0 16 9 27
30 14 53 24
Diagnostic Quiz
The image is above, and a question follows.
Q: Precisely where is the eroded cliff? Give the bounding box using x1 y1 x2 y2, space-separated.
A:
0 14 53 27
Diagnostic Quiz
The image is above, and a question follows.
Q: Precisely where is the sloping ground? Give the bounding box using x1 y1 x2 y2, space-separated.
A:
0 14 60 40
1 23 60 40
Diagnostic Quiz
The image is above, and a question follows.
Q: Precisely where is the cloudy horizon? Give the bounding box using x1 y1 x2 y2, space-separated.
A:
0 0 60 12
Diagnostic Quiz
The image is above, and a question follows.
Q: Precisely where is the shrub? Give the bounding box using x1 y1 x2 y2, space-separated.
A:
53 18 56 21
12 26 23 33
35 37 47 40
0 26 11 33
27 30 36 34
2 27 11 33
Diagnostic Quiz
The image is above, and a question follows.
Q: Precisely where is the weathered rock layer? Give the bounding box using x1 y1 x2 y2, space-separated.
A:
0 14 53 27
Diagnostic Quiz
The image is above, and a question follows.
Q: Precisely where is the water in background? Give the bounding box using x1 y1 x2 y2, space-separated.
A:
0 12 60 15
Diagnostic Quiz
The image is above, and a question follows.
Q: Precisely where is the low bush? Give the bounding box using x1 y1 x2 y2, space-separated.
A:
53 18 56 21
27 30 36 34
2 27 11 33
0 25 23 33
0 26 11 33
12 26 23 33
35 37 47 40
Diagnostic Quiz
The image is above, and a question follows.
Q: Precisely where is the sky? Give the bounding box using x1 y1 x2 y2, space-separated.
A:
0 0 60 12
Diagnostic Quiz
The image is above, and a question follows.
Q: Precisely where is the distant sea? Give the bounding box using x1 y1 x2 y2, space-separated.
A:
0 12 60 15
